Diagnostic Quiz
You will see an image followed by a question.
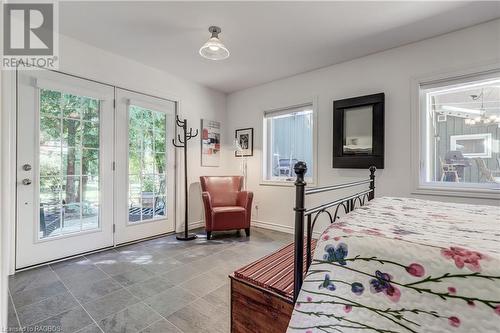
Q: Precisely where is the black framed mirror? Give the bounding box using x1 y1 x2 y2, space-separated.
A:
333 93 384 169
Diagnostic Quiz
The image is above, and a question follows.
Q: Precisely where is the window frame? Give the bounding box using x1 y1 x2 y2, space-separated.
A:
411 65 500 199
261 98 318 187
450 133 492 158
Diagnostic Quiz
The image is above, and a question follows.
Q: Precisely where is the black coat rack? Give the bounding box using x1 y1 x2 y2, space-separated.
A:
172 116 199 240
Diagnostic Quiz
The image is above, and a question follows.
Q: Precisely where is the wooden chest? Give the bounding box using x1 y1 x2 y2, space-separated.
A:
229 240 316 333
230 275 293 333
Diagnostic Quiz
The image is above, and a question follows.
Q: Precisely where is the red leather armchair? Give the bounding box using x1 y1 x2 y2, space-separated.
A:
200 176 253 240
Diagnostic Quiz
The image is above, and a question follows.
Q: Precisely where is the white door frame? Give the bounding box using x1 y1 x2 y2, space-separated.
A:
2 69 182 273
16 70 115 268
114 88 177 244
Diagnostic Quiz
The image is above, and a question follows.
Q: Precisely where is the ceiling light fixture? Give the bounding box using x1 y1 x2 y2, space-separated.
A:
199 26 229 61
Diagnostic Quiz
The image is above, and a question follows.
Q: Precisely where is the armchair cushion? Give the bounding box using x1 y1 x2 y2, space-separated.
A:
212 206 247 231
213 206 246 214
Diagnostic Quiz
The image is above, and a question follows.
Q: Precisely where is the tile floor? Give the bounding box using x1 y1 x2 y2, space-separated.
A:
7 228 293 333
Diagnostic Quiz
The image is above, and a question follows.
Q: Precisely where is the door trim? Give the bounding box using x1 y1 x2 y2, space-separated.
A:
114 88 177 244
5 68 181 272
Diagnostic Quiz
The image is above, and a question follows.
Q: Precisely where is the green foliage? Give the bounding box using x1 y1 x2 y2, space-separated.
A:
39 89 100 205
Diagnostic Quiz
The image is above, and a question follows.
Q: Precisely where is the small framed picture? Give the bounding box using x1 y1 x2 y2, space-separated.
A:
235 128 254 157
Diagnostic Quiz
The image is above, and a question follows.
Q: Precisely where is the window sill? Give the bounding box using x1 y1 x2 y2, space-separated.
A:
412 184 500 200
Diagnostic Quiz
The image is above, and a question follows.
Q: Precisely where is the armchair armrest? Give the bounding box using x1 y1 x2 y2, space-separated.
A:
201 191 213 211
237 191 254 209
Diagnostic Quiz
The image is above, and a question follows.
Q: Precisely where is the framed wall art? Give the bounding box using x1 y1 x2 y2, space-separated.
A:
235 128 254 157
201 119 221 166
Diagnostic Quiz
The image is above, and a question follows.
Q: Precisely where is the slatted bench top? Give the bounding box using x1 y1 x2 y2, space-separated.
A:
233 239 317 301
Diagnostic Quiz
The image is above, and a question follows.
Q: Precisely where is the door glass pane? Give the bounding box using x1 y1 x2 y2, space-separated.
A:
82 149 99 176
40 146 61 177
128 105 168 223
38 88 100 239
154 196 166 218
62 148 81 175
40 116 61 146
62 204 81 234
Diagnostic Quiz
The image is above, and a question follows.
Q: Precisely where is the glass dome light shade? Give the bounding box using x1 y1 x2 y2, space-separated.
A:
199 36 230 60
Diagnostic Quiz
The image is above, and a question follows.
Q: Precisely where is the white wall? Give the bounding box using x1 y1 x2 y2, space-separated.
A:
225 19 500 234
57 34 230 230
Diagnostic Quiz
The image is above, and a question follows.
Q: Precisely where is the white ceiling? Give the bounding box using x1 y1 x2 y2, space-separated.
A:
60 1 500 93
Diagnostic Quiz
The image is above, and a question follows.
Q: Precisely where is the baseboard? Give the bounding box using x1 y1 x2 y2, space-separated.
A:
188 220 205 230
251 219 323 237
251 219 294 234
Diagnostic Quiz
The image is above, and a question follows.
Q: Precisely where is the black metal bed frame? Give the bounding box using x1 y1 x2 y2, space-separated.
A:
292 161 376 302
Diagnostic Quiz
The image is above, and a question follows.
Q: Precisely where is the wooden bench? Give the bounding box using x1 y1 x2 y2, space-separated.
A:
229 240 316 333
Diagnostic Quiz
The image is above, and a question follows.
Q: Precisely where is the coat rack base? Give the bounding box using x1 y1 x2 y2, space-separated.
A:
175 233 198 241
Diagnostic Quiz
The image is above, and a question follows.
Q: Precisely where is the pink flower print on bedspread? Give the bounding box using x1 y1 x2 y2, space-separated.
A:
441 246 486 272
405 263 425 277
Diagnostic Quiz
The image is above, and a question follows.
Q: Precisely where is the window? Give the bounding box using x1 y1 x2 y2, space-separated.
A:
450 133 492 158
263 103 315 183
128 105 167 223
417 71 500 193
39 88 100 238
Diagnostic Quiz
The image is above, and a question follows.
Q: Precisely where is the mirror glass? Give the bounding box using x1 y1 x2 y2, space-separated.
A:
343 105 373 155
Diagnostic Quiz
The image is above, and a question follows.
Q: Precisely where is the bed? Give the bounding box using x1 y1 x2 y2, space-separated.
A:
287 162 500 333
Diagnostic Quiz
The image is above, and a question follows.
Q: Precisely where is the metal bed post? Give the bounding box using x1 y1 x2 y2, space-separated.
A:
369 166 376 200
293 162 307 302
306 214 312 270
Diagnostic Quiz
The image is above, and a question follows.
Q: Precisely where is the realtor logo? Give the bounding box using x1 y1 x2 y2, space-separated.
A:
2 1 58 69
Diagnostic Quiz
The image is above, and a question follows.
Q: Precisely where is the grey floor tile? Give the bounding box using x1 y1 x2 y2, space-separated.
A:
111 267 152 286
10 227 290 333
143 287 197 318
126 276 175 300
210 254 251 275
143 236 186 248
58 267 108 288
202 284 230 309
11 280 68 308
179 270 227 298
160 264 203 285
82 289 140 322
173 246 218 264
9 266 59 294
139 319 181 333
76 323 103 333
137 255 184 274
95 260 137 276
68 278 123 303
188 253 226 272
97 302 161 333
8 293 20 329
85 250 120 264
17 292 79 327
167 298 227 333
114 243 150 255
27 306 93 333
50 257 94 279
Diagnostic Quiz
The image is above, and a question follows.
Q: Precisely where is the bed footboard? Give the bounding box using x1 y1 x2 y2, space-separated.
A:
293 162 376 302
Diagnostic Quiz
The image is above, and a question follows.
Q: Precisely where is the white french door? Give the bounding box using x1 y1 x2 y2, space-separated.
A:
16 70 115 269
114 89 176 244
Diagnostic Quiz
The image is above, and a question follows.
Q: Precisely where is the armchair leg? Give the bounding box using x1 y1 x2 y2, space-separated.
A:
207 231 212 240
245 228 250 237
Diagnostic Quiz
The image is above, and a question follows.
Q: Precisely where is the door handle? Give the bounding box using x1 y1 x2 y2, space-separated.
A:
23 164 32 171
22 178 32 185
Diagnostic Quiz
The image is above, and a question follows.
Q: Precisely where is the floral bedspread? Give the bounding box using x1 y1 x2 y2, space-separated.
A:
287 197 500 333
